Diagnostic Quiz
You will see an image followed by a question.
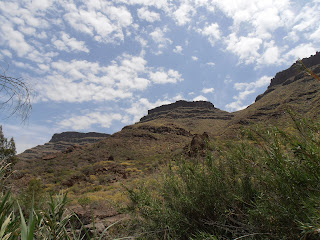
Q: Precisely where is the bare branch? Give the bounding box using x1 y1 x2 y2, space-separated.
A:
0 63 32 122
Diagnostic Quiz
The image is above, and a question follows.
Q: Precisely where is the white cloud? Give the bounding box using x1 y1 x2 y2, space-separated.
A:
292 3 320 33
310 27 320 41
149 69 183 84
18 26 36 35
117 0 170 12
125 98 170 122
257 41 281 66
150 27 172 50
252 7 282 39
52 32 89 53
0 23 33 57
212 0 292 31
173 2 196 25
64 2 133 43
59 112 123 131
198 23 221 46
284 43 317 62
1 49 12 58
192 56 198 61
27 0 53 10
206 62 215 67
34 54 183 103
173 45 183 54
226 75 271 111
202 88 214 94
124 94 186 123
193 95 208 101
226 33 262 64
137 7 160 22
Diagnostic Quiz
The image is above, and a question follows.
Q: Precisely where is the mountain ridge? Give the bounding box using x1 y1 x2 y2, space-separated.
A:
18 52 320 161
13 52 320 231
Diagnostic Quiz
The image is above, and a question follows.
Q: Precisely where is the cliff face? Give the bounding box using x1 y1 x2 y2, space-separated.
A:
256 52 320 101
18 131 110 161
50 132 110 143
148 100 214 115
140 100 233 122
229 52 320 131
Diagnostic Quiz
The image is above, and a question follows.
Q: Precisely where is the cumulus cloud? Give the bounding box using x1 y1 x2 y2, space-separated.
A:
198 23 221 46
202 88 214 94
257 41 281 66
150 27 172 50
212 0 292 30
149 69 183 84
117 0 171 12
64 2 133 43
192 56 198 61
124 94 186 123
52 32 89 53
172 2 196 25
125 98 171 123
137 7 160 22
206 62 215 67
193 95 208 101
35 54 183 102
173 45 183 54
226 33 262 64
0 23 33 57
1 49 12 58
226 75 271 111
59 112 123 131
210 0 318 66
284 43 317 62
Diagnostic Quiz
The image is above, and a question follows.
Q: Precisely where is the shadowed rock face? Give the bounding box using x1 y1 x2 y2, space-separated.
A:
148 100 215 115
256 52 320 102
18 132 110 161
269 52 320 88
50 132 110 143
140 100 233 122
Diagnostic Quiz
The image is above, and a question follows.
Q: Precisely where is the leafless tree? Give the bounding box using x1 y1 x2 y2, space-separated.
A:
0 63 31 121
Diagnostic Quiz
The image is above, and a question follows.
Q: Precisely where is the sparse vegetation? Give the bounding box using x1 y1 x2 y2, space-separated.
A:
127 115 320 239
3 54 320 239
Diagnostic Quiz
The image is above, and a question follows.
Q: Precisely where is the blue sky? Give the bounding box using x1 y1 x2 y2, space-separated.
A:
0 0 319 153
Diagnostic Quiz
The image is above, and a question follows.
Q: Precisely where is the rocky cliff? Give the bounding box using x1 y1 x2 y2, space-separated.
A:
50 132 110 143
256 52 320 102
18 131 110 161
140 100 233 122
148 100 214 115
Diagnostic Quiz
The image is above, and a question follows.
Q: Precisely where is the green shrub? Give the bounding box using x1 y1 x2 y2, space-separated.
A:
127 116 320 239
20 178 45 211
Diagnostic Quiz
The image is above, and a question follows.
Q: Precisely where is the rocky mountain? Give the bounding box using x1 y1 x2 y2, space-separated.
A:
228 52 320 131
140 100 233 122
13 52 320 229
18 131 110 161
49 132 110 143
17 51 320 170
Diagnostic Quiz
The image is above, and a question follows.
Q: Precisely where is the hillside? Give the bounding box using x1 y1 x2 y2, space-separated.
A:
226 52 320 133
18 131 110 161
13 52 320 232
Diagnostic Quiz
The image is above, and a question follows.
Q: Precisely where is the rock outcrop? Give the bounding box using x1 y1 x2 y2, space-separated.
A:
148 100 214 115
50 132 110 143
18 131 110 161
140 100 233 122
256 52 320 102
